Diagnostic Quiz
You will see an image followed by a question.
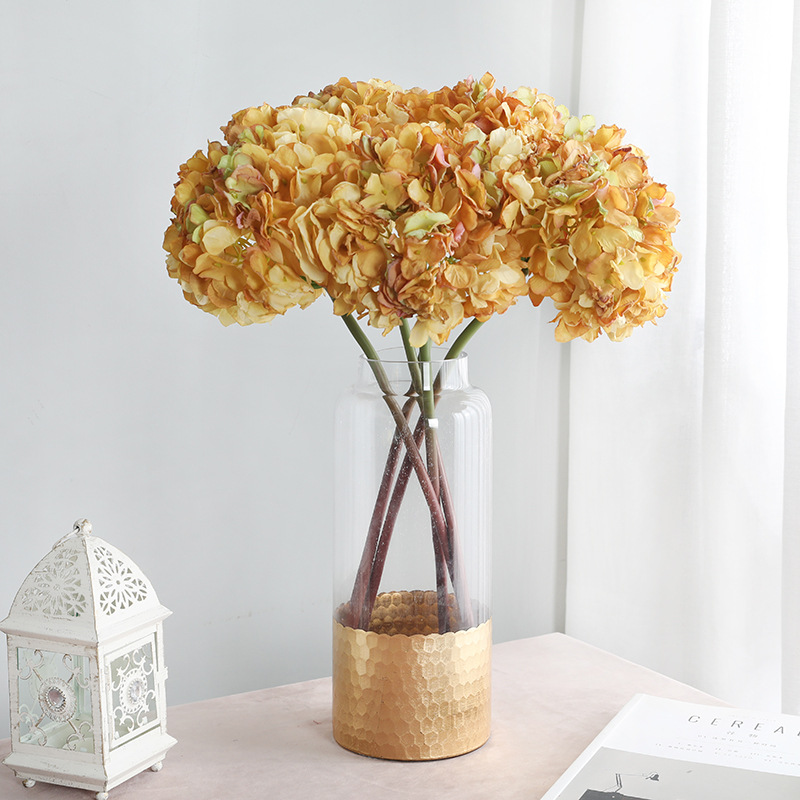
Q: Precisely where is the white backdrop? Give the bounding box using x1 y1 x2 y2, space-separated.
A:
0 1 581 738
4 0 795 745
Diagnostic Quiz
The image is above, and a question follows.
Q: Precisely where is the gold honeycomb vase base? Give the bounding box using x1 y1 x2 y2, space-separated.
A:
332 591 492 761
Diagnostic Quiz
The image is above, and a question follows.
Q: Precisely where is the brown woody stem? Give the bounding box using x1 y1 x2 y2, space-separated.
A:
341 315 450 628
340 314 485 631
344 396 415 628
437 437 475 629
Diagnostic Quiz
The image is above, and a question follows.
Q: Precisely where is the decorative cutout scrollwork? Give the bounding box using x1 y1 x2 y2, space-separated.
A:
16 648 94 753
19 550 88 619
92 544 148 614
109 641 158 746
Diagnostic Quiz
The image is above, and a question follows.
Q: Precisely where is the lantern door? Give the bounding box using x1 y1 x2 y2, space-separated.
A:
103 631 164 751
8 636 99 758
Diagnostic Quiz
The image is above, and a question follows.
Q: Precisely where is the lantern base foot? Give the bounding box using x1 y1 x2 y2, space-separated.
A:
150 762 163 772
3 731 176 795
22 779 35 789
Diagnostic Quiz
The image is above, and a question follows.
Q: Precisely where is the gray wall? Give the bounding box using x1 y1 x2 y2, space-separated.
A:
0 0 578 737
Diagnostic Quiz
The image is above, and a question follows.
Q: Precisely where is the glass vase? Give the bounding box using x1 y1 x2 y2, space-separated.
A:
332 348 491 760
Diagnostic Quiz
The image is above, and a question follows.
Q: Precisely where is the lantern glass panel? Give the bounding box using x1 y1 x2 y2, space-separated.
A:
108 636 159 748
16 647 94 753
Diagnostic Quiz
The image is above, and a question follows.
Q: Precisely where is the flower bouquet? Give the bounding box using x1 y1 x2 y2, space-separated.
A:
164 73 680 759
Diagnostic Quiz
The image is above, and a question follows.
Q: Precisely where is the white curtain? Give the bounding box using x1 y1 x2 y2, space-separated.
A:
565 0 798 713
785 0 800 716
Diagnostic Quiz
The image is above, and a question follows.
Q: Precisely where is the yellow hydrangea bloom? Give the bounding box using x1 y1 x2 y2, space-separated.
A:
164 76 680 343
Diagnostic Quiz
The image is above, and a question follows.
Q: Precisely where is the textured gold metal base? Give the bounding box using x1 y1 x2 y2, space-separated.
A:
332 590 491 761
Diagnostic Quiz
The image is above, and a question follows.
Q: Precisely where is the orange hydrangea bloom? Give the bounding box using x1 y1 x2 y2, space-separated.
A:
164 75 680 343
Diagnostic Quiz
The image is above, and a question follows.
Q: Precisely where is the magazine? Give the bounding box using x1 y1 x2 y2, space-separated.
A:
540 694 800 800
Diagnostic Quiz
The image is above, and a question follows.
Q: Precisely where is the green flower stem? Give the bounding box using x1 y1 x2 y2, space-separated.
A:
435 317 485 629
419 340 437 423
341 312 392 394
419 340 447 631
341 314 451 627
341 314 487 632
408 317 485 405
400 319 423 397
349 316 490 630
444 318 485 360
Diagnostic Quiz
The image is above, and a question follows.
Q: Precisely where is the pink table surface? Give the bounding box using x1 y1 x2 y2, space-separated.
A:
0 633 724 799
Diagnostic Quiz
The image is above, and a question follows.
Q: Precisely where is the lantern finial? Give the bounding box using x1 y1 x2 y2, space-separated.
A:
73 518 92 536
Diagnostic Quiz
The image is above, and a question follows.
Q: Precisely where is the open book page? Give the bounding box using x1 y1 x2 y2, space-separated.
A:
541 694 800 800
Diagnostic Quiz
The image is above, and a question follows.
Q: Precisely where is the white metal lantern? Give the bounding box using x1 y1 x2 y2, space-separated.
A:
1 519 176 799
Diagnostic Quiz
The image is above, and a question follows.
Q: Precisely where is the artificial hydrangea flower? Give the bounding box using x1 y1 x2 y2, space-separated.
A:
164 75 680 343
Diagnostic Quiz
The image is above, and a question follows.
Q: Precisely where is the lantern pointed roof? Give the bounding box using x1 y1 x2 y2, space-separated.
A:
1 519 170 645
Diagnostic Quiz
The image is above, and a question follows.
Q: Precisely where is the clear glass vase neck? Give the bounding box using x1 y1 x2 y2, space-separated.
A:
358 348 470 394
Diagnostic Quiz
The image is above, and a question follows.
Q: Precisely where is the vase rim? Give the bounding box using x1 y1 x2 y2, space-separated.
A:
362 347 468 365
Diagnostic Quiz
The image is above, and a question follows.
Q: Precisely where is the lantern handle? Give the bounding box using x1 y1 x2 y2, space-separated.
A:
51 518 93 549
